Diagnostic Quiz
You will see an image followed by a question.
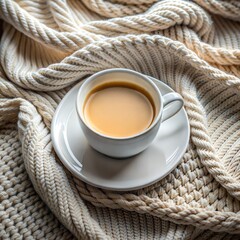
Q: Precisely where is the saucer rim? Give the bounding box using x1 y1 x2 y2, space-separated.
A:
51 76 190 191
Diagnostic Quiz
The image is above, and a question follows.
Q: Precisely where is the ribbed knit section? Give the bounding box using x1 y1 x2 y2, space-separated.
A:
0 0 240 239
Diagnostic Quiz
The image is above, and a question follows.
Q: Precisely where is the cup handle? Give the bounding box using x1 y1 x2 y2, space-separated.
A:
162 92 184 122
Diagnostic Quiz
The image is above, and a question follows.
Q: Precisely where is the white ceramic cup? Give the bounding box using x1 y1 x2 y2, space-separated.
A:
76 68 184 158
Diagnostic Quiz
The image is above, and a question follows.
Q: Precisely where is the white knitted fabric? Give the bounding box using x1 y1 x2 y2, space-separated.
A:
1 0 240 239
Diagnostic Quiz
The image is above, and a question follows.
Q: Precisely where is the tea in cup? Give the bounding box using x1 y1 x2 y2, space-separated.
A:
76 68 183 158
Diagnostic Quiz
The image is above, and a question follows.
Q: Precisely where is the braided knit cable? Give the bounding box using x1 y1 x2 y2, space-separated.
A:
1 0 240 237
81 0 151 18
194 0 240 21
48 0 80 32
76 181 240 233
1 0 239 67
2 34 240 91
0 0 102 51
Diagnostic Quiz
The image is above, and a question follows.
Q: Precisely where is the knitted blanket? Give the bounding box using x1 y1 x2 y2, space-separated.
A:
1 0 240 239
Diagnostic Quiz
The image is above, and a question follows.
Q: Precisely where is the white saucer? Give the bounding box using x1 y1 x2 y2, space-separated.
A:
51 76 190 191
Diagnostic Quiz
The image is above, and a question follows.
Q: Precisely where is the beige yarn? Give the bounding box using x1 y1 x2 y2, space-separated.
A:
1 0 240 239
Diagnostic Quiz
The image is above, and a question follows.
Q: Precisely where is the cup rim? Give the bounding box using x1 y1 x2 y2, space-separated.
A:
76 68 163 140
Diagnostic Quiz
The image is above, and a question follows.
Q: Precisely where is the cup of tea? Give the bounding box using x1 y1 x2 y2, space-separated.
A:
76 68 183 158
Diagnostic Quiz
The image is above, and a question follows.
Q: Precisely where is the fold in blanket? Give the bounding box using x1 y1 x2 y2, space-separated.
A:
0 0 240 239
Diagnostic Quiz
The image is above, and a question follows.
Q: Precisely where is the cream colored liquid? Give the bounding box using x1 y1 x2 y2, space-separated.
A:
84 86 154 137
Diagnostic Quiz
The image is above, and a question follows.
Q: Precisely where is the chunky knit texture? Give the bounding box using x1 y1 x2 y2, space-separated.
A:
1 0 240 239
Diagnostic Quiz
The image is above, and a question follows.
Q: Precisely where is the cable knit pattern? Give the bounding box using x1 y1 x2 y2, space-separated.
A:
1 0 240 239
